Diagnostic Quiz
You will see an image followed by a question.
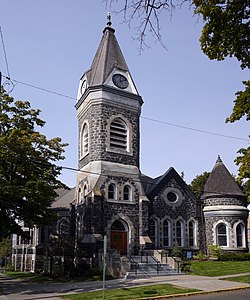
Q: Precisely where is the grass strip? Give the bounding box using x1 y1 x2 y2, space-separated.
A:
189 261 250 277
63 284 199 300
221 275 250 284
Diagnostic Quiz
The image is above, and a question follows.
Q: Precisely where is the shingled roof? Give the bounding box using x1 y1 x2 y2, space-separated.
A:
52 188 75 209
85 18 129 87
202 156 244 199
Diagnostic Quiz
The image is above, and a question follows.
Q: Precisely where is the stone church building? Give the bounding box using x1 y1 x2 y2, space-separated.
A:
12 17 249 275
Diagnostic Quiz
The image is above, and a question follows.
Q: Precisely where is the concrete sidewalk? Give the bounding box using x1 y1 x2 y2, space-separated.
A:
1 272 250 299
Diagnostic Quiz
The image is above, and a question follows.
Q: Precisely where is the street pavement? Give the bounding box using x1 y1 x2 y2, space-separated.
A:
1 272 250 300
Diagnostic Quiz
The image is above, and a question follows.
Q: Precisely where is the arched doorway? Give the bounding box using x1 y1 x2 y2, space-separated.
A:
110 220 128 255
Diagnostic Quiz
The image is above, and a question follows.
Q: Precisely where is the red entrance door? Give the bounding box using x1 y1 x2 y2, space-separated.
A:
110 231 127 255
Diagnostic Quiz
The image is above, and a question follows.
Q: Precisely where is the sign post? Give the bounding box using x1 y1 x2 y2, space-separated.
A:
102 235 107 299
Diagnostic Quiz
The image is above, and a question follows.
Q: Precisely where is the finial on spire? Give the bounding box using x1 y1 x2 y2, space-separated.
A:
107 12 112 27
216 155 222 163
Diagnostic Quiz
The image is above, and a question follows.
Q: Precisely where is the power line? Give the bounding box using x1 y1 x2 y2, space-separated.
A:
0 26 11 79
59 164 245 198
2 75 75 100
141 116 249 142
1 74 249 142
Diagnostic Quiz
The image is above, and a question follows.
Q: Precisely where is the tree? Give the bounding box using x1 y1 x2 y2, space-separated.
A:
0 237 11 259
0 87 68 235
107 0 250 190
189 172 210 198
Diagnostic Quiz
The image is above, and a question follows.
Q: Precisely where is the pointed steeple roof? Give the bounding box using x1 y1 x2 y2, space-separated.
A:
202 156 244 199
85 14 129 87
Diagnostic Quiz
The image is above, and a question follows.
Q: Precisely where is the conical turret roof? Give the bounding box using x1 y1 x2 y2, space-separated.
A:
202 156 244 199
85 15 129 87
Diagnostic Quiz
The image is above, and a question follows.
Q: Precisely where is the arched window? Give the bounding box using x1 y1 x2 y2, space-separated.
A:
78 188 82 204
149 219 156 244
176 220 184 247
236 223 244 247
59 220 69 237
216 223 227 246
188 221 195 247
110 118 128 151
108 184 116 200
81 123 89 156
123 185 131 201
163 220 170 247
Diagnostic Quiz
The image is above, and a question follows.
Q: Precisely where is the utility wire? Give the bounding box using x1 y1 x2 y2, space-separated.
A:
0 27 11 79
141 116 249 142
58 164 245 197
1 74 249 142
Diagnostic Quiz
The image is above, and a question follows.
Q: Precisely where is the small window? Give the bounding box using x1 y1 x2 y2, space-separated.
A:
110 118 127 150
108 184 116 200
216 223 227 246
236 224 244 247
149 219 156 244
176 220 184 247
59 220 69 237
189 221 195 247
81 123 89 156
123 185 131 201
163 220 170 247
78 188 82 204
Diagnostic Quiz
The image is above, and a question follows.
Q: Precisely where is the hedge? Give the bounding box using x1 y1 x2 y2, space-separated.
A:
218 252 250 261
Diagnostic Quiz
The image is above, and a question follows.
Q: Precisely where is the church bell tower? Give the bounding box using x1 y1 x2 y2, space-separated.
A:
74 15 146 257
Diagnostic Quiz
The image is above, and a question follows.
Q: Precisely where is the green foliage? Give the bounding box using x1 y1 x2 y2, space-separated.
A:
0 238 11 258
189 172 210 198
219 252 250 261
226 81 250 123
0 88 68 235
225 80 250 200
207 243 223 259
192 251 208 261
194 0 250 69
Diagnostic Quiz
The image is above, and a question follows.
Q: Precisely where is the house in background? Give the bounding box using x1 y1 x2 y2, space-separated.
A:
11 16 249 276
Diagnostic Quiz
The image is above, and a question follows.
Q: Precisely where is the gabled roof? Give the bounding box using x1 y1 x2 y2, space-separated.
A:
52 188 75 209
141 167 196 200
85 21 129 87
202 156 244 199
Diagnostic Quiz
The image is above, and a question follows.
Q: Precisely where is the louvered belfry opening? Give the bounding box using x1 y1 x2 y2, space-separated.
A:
110 118 127 150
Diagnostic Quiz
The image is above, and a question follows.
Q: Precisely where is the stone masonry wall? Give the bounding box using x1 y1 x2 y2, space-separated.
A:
78 103 140 169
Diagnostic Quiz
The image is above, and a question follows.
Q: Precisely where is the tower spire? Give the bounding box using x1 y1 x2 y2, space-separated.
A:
107 12 112 27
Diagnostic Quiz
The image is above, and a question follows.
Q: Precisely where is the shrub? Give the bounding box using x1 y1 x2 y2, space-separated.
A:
207 244 223 259
193 251 208 261
219 252 250 261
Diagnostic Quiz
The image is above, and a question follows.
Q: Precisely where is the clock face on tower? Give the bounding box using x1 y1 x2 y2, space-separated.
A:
81 80 87 94
112 74 129 89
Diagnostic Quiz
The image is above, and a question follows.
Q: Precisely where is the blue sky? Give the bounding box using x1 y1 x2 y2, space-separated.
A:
0 1 249 187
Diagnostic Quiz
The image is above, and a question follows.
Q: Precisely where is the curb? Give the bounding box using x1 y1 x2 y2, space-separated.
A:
135 285 250 300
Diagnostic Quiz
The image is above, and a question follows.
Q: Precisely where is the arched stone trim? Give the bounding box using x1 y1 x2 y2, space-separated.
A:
123 183 133 201
233 221 246 248
79 120 90 159
106 114 132 155
57 218 70 237
188 218 198 248
175 217 185 247
212 220 231 248
149 215 160 248
106 214 135 254
161 217 172 247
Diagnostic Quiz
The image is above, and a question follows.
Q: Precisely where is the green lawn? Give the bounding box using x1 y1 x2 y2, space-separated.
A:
4 271 112 283
221 275 250 284
189 261 250 277
63 284 199 300
5 271 56 283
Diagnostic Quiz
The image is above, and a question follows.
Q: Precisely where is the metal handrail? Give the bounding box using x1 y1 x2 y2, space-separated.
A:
140 249 161 274
128 254 139 275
